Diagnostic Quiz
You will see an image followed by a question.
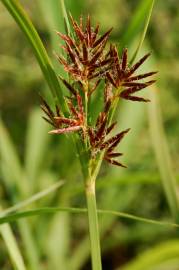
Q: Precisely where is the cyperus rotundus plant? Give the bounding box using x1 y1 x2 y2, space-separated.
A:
41 15 157 270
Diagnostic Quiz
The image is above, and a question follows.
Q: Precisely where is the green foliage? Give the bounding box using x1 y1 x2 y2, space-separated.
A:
121 240 179 270
1 0 65 110
0 0 179 269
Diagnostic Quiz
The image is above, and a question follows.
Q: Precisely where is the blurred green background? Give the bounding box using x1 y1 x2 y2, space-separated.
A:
0 0 179 269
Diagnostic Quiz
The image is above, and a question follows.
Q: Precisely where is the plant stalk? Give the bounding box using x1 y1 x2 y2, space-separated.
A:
83 86 123 270
85 179 102 270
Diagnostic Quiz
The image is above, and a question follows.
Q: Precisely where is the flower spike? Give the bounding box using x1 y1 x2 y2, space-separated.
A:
41 14 157 169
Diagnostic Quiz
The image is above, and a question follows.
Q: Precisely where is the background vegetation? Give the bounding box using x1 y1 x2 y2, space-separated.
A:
0 0 179 269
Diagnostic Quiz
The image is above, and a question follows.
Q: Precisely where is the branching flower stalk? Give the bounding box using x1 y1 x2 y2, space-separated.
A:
41 15 157 270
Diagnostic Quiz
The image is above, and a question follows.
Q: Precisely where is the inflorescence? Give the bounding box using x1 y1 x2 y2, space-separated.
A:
41 15 157 168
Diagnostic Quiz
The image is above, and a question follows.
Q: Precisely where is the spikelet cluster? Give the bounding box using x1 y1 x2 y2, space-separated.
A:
41 15 157 167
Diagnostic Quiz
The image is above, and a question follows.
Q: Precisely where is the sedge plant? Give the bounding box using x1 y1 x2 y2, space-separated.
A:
40 15 157 270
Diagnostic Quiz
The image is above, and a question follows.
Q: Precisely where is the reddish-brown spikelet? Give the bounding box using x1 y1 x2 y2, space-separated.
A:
40 95 61 128
127 53 151 76
105 45 157 102
56 15 113 86
121 48 128 70
59 76 77 97
87 102 130 167
49 126 81 134
95 117 107 144
40 93 86 136
106 122 117 135
100 128 130 151
104 158 127 168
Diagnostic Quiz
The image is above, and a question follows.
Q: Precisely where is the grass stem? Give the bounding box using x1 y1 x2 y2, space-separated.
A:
85 180 102 270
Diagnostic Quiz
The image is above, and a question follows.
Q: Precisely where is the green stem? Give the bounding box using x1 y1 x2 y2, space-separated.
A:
85 90 88 139
108 86 122 125
85 180 102 270
83 85 124 269
85 91 88 124
83 80 102 269
83 86 123 270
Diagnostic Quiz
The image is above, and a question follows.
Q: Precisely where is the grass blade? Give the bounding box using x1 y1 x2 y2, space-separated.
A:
130 0 155 64
0 208 26 270
25 108 50 192
0 181 64 217
47 211 70 270
0 225 26 270
60 0 71 34
17 220 41 270
0 119 26 194
0 207 179 229
148 86 179 221
121 0 153 47
120 240 179 270
1 0 66 111
98 209 179 228
0 119 42 269
37 0 69 82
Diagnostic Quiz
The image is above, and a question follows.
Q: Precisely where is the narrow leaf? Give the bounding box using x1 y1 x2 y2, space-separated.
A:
25 108 50 192
0 207 179 229
148 86 179 221
130 0 155 64
0 207 26 270
0 181 64 218
0 119 25 194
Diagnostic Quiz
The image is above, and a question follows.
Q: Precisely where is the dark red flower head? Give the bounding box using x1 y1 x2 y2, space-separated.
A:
106 45 157 102
40 14 157 168
56 15 113 86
